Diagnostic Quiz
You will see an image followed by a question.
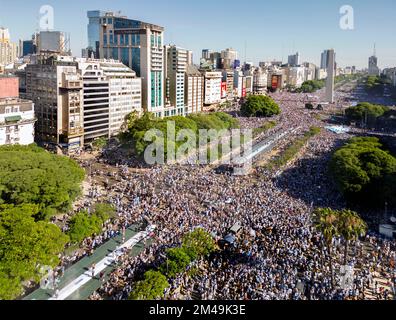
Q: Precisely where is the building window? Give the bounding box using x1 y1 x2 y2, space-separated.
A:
131 48 141 77
121 48 129 67
5 107 11 113
112 47 119 60
103 34 107 45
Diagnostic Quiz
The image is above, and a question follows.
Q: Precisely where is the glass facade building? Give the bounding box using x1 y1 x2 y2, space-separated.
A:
97 12 164 116
87 11 105 58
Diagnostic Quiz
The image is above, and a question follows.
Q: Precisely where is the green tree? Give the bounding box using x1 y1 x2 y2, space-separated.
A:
129 270 169 300
330 137 396 207
312 208 339 288
182 228 216 260
337 210 367 265
94 203 116 220
160 247 191 278
0 204 69 299
345 102 389 126
0 144 85 220
240 95 281 117
67 209 109 244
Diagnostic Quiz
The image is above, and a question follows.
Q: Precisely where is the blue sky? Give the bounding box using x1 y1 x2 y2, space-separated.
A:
0 0 395 68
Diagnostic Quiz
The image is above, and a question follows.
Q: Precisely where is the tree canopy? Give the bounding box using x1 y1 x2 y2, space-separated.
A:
296 80 325 93
67 203 113 244
0 204 69 300
330 137 396 207
240 95 281 117
345 102 389 125
0 144 85 220
365 75 386 94
129 270 169 300
181 228 216 260
123 112 239 158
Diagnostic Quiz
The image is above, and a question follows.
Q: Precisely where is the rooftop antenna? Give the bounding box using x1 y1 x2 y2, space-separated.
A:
373 43 376 57
244 40 247 64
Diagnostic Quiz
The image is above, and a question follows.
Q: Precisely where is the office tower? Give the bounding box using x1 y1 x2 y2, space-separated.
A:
221 48 238 70
77 58 142 142
253 68 268 94
202 49 211 60
321 50 329 69
288 52 300 66
164 45 188 116
98 12 164 117
368 44 380 76
222 70 235 99
0 27 18 66
185 65 203 114
26 55 84 152
22 40 36 56
325 49 335 103
187 50 193 66
203 71 222 105
208 52 222 70
87 10 105 59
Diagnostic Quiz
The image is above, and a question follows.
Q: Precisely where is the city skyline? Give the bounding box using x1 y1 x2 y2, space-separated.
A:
0 0 395 69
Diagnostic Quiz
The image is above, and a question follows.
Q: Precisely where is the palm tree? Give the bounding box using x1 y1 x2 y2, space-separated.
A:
338 210 367 266
312 208 339 288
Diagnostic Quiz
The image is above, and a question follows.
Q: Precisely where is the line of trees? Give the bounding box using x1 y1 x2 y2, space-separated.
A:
129 228 216 300
267 127 321 170
345 102 389 127
0 144 89 299
121 112 240 160
296 80 325 93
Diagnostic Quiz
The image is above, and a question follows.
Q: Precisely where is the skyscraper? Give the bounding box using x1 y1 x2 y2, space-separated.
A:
164 45 188 116
202 49 211 60
288 52 300 66
368 44 380 76
0 27 18 66
98 12 165 117
87 11 105 59
325 49 335 103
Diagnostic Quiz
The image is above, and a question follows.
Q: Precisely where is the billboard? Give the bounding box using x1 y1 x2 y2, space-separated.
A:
221 82 227 98
271 75 281 90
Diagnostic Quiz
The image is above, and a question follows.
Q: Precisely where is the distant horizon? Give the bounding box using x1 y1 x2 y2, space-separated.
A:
0 0 395 69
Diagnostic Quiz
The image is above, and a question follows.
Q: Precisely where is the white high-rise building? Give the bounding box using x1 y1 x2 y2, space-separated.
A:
185 65 204 114
77 59 142 141
204 71 222 105
164 45 188 116
0 27 18 67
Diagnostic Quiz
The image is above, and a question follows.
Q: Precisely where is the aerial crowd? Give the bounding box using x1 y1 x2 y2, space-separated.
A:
50 87 395 301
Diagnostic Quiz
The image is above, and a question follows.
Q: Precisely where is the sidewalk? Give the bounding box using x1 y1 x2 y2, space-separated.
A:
24 224 154 300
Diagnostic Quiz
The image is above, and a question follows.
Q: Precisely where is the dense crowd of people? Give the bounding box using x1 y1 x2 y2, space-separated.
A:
58 85 396 301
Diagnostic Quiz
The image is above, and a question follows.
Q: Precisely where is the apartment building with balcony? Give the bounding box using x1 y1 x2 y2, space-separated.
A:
25 55 84 153
0 98 35 145
185 65 204 114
